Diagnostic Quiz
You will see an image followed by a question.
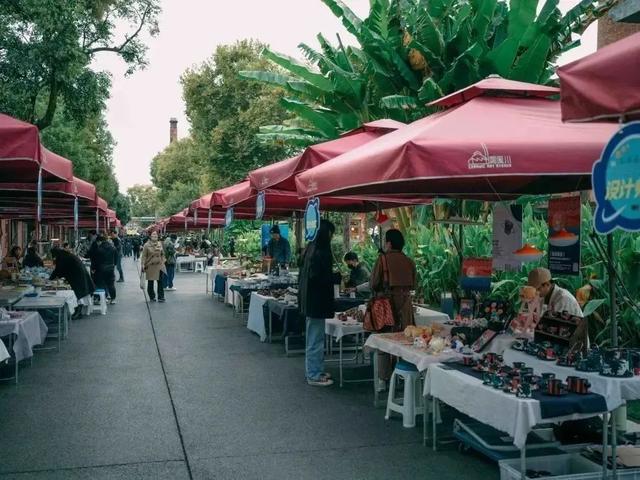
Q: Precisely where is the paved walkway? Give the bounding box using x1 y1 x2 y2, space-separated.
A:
0 258 498 479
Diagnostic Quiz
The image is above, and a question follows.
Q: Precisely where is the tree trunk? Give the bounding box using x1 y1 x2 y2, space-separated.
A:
343 213 351 253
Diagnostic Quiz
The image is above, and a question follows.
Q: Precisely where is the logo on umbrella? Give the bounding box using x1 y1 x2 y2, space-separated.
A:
468 143 512 170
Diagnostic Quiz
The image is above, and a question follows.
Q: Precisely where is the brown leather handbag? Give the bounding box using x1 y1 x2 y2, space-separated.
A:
363 254 395 332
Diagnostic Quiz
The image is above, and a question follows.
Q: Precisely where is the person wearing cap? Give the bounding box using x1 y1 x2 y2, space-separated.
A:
264 224 291 267
527 267 583 317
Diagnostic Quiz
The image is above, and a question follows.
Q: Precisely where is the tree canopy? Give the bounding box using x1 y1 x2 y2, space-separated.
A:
0 0 160 129
0 0 160 221
126 184 159 218
150 40 294 216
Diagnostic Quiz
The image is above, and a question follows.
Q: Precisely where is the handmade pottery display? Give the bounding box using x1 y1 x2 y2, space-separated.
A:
600 348 633 378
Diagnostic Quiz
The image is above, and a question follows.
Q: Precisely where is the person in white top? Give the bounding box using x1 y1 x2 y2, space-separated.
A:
527 267 583 317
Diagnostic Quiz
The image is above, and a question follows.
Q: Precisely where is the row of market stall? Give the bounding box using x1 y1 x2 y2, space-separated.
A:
151 33 640 480
0 113 122 251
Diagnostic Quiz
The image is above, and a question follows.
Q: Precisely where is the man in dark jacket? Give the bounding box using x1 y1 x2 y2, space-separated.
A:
51 248 95 318
110 231 124 282
298 220 340 387
91 235 118 304
343 252 370 289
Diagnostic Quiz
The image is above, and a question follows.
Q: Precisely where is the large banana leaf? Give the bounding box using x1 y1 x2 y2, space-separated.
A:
320 0 363 37
379 94 418 110
279 98 339 138
261 48 334 92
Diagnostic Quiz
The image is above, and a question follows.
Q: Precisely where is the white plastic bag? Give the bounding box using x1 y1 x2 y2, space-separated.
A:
139 271 146 290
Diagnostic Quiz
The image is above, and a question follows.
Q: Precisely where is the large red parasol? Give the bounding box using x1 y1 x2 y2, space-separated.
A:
558 32 640 123
295 78 617 200
249 120 404 191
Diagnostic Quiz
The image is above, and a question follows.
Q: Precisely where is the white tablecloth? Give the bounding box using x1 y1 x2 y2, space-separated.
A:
0 340 9 363
365 333 462 372
325 318 364 341
208 266 242 293
504 349 640 412
247 292 273 341
424 364 606 449
225 279 241 307
40 290 77 312
0 311 48 361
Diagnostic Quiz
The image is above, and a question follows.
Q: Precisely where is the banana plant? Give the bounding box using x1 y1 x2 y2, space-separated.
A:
239 0 615 144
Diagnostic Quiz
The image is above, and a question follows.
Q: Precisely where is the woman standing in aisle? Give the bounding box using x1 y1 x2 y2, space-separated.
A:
298 220 341 387
371 229 417 386
141 230 166 303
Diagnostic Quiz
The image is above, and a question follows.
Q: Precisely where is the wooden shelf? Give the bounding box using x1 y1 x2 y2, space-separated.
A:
541 316 579 327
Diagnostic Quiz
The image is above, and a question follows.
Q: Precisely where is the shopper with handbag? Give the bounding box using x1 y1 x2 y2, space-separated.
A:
369 229 417 385
298 219 341 387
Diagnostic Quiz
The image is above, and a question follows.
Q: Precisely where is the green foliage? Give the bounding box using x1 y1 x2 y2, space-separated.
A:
0 0 160 129
244 0 615 143
126 184 159 218
180 40 295 186
40 105 120 205
110 192 131 225
157 182 202 218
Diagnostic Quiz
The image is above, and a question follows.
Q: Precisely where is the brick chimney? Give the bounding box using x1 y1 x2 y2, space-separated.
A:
169 117 178 144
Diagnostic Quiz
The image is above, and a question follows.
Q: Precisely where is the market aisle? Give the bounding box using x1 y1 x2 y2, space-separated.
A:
0 257 190 479
0 260 498 480
150 271 499 480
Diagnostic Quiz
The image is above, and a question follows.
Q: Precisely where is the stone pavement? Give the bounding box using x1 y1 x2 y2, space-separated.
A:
0 258 498 479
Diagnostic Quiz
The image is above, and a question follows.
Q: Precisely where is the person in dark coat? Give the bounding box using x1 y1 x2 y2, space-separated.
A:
51 248 95 317
298 219 340 387
91 235 118 304
132 235 142 261
22 246 44 268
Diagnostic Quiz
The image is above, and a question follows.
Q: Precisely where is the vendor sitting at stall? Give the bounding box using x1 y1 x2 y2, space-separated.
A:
527 267 583 316
343 252 370 297
263 225 291 267
1 245 22 271
22 246 44 268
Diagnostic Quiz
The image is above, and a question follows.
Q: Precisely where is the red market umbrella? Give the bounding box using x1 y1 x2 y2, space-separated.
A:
249 120 405 191
295 78 618 201
558 32 640 122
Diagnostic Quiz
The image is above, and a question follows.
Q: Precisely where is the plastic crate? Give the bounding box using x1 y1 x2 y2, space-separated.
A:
499 453 602 480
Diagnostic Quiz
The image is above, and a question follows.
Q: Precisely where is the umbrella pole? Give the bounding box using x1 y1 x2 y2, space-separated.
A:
607 233 619 479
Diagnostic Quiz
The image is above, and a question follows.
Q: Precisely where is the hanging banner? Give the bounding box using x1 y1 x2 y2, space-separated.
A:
225 208 234 228
593 121 640 234
548 195 581 276
492 204 523 272
256 191 265 220
460 258 492 291
304 197 320 242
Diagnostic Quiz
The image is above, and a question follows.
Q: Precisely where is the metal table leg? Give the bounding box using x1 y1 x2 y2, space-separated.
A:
520 447 526 480
432 396 437 451
58 306 62 351
602 411 609 480
612 409 618 480
339 337 343 387
373 350 380 407
268 310 273 343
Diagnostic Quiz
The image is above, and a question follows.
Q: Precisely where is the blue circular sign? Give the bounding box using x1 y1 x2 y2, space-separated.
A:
304 198 320 242
593 121 640 234
256 191 265 220
225 208 234 228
